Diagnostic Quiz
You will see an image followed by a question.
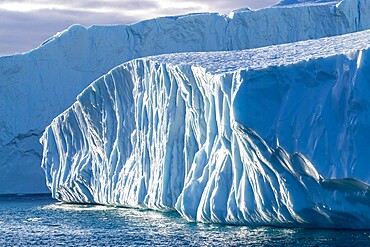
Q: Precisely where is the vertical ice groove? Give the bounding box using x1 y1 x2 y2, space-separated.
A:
2 0 370 195
40 30 370 228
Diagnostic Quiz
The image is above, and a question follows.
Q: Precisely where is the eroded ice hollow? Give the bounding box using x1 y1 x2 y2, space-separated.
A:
41 29 370 229
0 0 370 194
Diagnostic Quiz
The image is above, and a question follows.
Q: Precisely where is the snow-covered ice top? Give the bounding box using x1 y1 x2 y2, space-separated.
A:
41 28 370 229
149 29 370 74
275 0 340 7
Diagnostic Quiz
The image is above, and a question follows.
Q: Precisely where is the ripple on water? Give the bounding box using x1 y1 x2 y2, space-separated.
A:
0 195 370 246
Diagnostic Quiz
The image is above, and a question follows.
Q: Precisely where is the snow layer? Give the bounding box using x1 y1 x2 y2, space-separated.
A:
0 0 369 194
275 0 339 7
41 29 370 229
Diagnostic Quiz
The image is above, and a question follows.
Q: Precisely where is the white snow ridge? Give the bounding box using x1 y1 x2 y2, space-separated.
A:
0 0 369 229
41 28 370 229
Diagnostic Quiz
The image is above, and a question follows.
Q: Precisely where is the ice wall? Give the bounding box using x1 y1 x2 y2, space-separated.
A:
40 29 370 228
0 0 369 194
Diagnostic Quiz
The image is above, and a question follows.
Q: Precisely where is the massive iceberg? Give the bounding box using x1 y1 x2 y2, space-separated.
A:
41 28 370 228
0 0 369 194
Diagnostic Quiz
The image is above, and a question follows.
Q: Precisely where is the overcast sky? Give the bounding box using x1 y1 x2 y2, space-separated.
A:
0 0 280 57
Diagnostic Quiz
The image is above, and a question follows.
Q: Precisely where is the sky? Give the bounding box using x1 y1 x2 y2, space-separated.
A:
0 0 280 57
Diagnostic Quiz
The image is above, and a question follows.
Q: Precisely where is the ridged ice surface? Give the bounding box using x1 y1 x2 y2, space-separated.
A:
41 29 370 229
275 0 339 7
150 30 370 74
0 0 370 194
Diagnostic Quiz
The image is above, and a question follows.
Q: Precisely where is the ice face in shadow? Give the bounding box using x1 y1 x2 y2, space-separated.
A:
0 0 370 194
40 30 370 229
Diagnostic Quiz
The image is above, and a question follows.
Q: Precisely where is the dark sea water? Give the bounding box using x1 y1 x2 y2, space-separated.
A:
0 195 369 246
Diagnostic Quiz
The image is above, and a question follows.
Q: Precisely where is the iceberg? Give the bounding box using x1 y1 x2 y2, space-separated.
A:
1 0 369 194
41 29 370 229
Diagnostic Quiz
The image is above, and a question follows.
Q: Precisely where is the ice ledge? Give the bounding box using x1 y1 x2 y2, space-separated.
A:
274 0 340 8
147 28 370 75
41 30 370 229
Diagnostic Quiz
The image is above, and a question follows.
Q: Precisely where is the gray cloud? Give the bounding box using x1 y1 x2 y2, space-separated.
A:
0 8 139 56
0 0 279 56
71 0 160 11
245 0 280 9
0 0 160 10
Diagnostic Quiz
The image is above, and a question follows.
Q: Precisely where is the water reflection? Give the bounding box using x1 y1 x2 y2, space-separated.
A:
0 195 369 246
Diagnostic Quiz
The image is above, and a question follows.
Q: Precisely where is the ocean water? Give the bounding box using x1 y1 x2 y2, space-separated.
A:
0 195 369 246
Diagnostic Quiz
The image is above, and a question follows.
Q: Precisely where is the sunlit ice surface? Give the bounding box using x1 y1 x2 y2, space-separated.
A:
1 195 370 246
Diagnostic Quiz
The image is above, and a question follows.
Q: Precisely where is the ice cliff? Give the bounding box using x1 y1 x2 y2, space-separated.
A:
41 29 370 229
0 0 368 198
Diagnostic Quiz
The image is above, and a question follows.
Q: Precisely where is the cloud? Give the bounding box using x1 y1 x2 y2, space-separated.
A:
0 7 140 56
0 0 279 56
245 0 279 9
71 0 160 11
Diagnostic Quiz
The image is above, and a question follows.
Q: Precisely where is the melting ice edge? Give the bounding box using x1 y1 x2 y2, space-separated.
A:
41 28 370 228
0 0 369 229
